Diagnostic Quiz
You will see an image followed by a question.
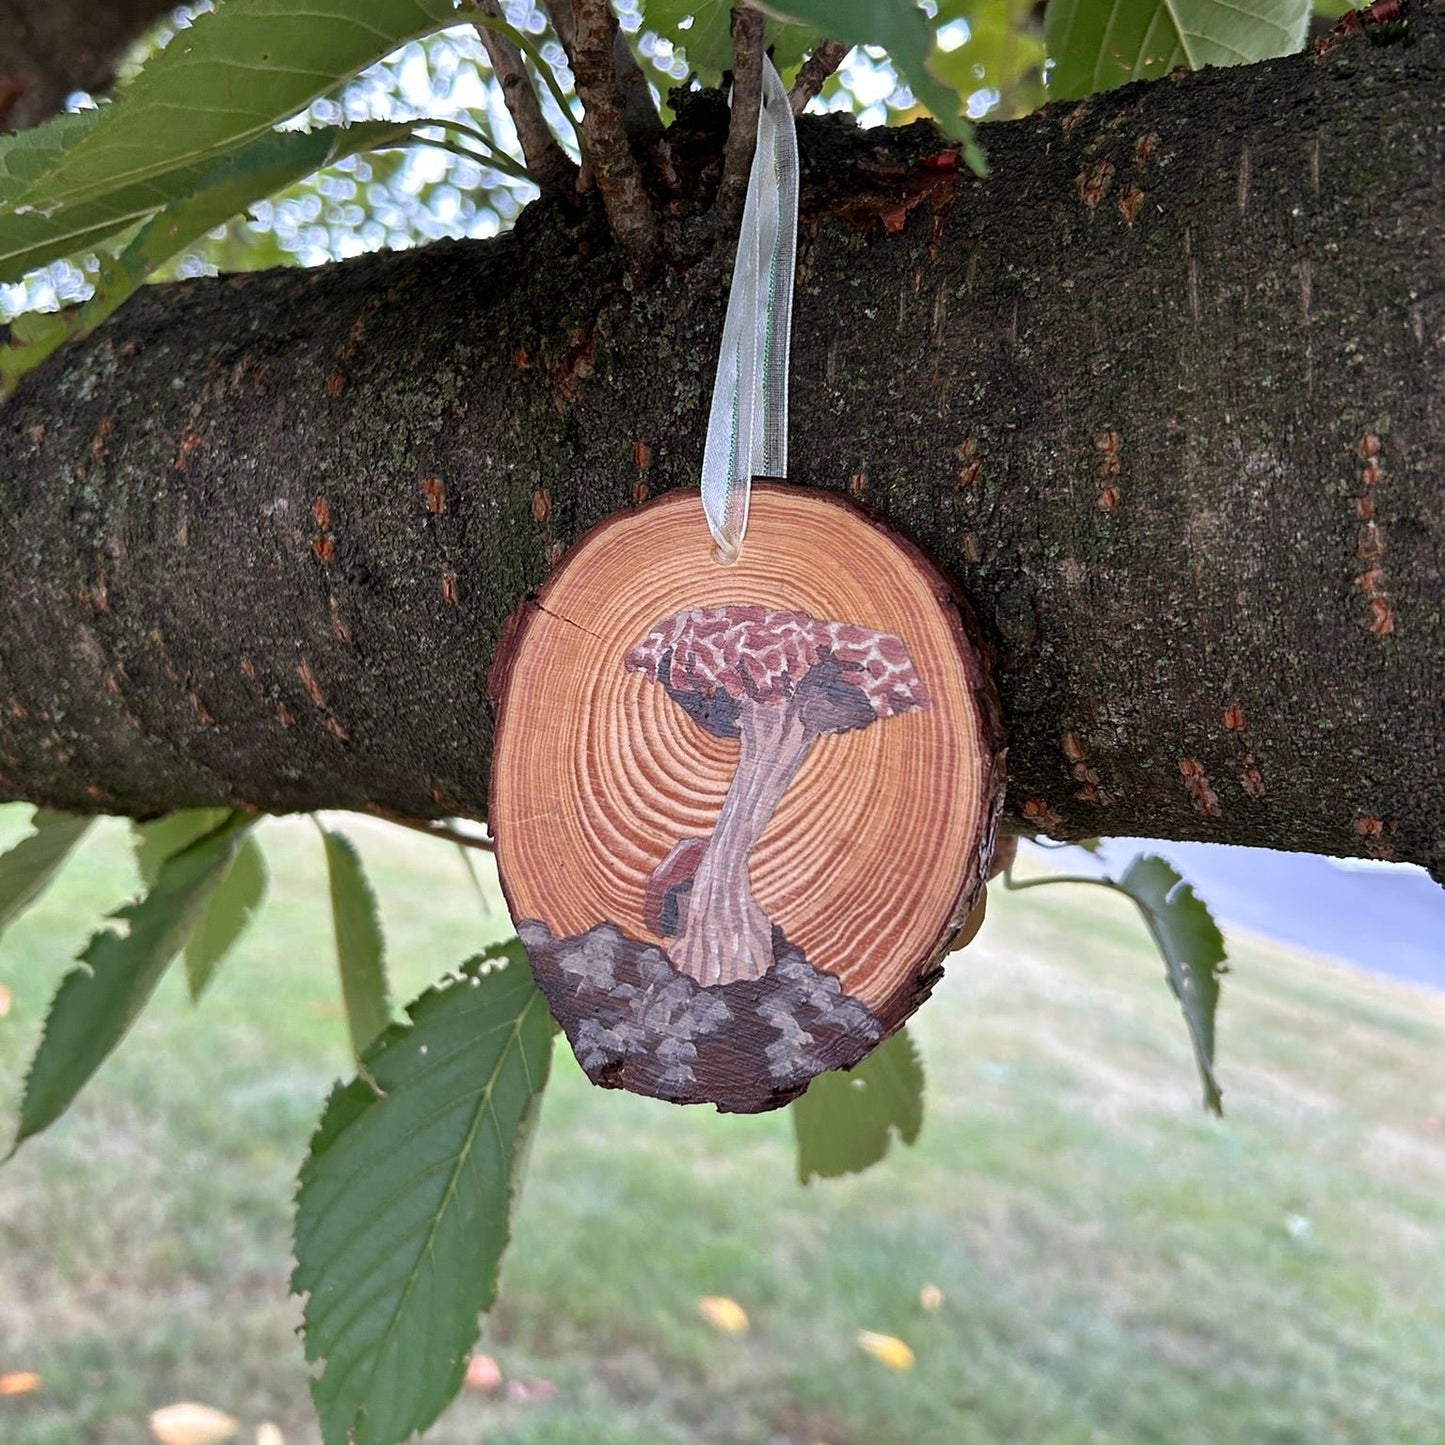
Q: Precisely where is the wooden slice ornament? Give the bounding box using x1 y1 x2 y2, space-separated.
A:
490 59 1002 1111
488 485 1005 1112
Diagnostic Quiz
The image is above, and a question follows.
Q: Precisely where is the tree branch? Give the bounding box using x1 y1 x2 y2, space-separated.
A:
544 0 576 53
715 6 766 226
468 0 578 197
369 808 495 852
1 16 1441 878
612 27 664 149
789 39 849 115
552 0 656 276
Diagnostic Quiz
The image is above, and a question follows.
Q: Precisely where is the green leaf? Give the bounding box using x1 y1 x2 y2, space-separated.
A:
1 124 408 399
643 1 820 81
1044 0 1310 100
0 111 102 205
138 812 271 1000
644 1 976 149
104 121 412 284
13 811 251 1150
0 172 152 287
1116 854 1228 1114
12 0 458 215
930 0 1047 119
0 306 84 400
0 810 94 942
792 1027 925 1182
321 829 392 1059
293 942 552 1445
766 0 979 150
185 835 268 1001
0 120 409 297
135 809 234 886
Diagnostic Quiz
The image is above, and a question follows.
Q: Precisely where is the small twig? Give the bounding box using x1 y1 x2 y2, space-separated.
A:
1001 868 1117 893
469 0 578 195
553 0 657 277
454 839 495 912
540 1 593 188
612 27 664 148
474 9 584 144
544 0 576 54
374 808 496 853
715 6 765 227
414 136 533 184
789 38 849 115
415 120 537 184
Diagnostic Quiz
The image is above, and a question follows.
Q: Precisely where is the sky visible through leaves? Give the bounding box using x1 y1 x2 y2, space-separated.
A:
0 0 1007 324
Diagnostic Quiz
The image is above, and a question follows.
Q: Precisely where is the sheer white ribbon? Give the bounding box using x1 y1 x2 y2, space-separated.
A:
700 56 799 565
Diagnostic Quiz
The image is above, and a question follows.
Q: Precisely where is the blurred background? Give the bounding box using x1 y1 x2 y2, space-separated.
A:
2 4 1442 1442
2 812 1442 1444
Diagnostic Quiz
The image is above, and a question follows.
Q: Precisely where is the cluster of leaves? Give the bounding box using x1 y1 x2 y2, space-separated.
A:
0 0 1315 394
0 802 1227 1441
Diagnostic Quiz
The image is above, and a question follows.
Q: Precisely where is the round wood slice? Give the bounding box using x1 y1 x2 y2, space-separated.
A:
488 485 1005 1112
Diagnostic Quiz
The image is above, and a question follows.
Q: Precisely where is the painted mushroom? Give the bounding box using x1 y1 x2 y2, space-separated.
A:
625 604 931 986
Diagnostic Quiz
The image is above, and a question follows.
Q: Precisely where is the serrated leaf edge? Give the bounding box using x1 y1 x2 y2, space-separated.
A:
293 944 548 1445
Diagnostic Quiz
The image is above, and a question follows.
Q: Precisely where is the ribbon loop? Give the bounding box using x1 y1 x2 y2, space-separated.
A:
701 56 799 565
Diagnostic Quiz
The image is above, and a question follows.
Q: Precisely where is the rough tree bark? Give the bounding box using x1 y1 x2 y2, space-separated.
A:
0 16 1440 879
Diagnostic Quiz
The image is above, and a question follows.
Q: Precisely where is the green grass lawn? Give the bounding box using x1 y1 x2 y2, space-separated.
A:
1 812 1442 1445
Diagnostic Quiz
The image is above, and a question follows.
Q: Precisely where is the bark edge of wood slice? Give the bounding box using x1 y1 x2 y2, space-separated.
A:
489 485 1005 1112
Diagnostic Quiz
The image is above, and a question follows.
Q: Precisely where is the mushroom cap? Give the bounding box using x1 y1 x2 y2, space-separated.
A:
624 604 931 737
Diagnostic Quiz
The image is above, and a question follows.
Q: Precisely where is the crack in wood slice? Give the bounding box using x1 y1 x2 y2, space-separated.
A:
489 485 1005 1111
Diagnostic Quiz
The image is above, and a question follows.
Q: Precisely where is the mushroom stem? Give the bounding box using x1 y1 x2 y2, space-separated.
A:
670 697 815 986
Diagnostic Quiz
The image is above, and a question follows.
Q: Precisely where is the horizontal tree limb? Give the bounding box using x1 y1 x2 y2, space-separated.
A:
0 14 1441 879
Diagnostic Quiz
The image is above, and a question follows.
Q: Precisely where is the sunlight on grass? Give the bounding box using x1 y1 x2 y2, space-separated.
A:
0 811 1442 1444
